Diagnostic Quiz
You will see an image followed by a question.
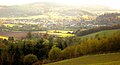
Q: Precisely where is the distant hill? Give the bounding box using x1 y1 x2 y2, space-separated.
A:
96 13 120 25
0 2 114 17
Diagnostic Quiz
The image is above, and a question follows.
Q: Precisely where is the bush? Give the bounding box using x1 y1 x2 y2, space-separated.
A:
48 45 62 61
62 46 76 59
23 54 38 65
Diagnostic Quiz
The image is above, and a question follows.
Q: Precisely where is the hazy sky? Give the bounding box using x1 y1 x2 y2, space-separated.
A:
0 0 119 9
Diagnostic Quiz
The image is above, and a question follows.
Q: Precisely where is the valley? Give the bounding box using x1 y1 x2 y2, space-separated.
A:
0 1 120 65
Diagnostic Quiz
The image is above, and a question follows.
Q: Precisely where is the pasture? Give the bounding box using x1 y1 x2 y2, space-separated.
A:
44 53 120 65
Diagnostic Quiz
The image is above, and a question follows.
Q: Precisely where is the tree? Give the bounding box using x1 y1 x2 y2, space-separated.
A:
56 38 64 50
23 54 38 65
63 41 67 49
8 37 14 42
62 46 76 59
34 39 48 60
13 46 22 65
74 45 82 57
26 31 32 39
48 45 61 61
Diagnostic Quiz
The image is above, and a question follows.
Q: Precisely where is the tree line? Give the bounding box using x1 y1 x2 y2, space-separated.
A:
0 30 120 65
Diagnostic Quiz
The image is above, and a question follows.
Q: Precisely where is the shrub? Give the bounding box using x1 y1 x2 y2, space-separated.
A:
23 54 38 65
48 45 62 61
62 46 76 59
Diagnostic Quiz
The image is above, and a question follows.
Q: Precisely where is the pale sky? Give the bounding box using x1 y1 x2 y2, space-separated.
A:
0 0 119 9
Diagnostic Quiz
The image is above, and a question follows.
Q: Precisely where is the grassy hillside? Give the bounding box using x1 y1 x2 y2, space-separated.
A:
44 30 120 65
71 29 120 43
75 24 120 36
80 29 120 40
44 53 120 65
89 61 120 65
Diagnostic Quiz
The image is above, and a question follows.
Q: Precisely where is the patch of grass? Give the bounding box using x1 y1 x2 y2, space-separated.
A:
48 33 74 37
89 61 120 65
58 33 75 37
44 53 120 65
47 30 74 37
48 30 73 34
3 24 17 27
80 30 120 40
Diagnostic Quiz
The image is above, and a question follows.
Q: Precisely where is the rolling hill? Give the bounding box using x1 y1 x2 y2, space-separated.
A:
44 53 120 65
0 2 114 17
75 24 120 36
42 29 120 65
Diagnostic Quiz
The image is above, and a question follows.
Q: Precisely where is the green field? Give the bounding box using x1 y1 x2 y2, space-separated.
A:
0 36 8 40
44 53 120 65
34 30 74 37
3 24 17 27
48 33 74 37
80 30 120 40
40 30 75 37
89 61 120 65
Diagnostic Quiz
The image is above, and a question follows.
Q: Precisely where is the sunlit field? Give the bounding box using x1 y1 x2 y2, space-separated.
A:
48 33 74 37
0 36 8 40
44 53 120 65
3 24 17 27
47 30 74 37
